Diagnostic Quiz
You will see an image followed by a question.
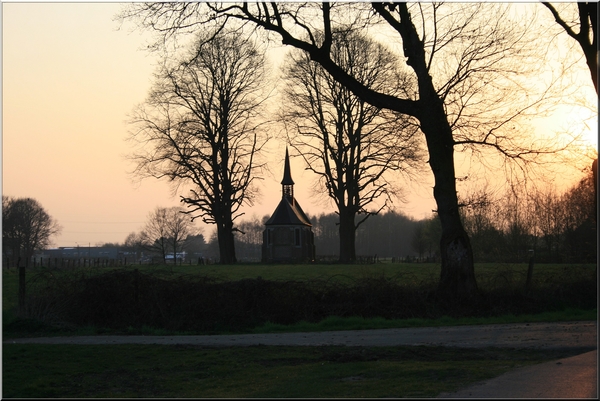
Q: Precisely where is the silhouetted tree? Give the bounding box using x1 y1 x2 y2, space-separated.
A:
2 196 61 267
354 211 416 259
282 29 422 263
121 2 573 298
542 2 598 94
140 206 196 264
2 196 61 314
124 231 145 263
309 213 340 259
531 188 565 262
184 233 207 262
128 30 269 264
233 216 265 261
541 2 597 225
459 188 504 262
410 222 427 261
560 167 596 262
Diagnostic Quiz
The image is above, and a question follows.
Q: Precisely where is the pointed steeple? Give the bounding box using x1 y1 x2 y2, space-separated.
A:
281 147 294 200
281 147 294 185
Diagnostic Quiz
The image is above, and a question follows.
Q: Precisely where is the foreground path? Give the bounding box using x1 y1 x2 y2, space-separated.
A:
5 321 596 349
438 349 597 398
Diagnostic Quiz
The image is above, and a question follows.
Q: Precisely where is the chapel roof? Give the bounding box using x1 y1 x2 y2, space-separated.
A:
264 197 312 226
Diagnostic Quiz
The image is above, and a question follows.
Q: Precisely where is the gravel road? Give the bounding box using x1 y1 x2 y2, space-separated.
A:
4 320 596 349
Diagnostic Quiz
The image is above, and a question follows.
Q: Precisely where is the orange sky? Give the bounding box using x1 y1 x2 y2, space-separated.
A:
2 2 597 248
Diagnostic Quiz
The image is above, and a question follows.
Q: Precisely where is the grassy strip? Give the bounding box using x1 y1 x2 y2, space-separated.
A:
3 307 596 338
250 308 598 334
5 262 595 288
2 344 588 398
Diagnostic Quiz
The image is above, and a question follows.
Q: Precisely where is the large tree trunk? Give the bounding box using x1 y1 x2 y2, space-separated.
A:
593 158 597 224
579 2 598 94
338 210 356 263
216 217 237 264
420 104 478 299
393 2 477 298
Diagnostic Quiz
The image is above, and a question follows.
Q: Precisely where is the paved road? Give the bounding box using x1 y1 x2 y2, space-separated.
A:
5 321 597 398
438 349 597 398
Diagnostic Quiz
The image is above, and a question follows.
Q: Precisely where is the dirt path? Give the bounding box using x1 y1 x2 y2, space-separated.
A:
4 321 596 349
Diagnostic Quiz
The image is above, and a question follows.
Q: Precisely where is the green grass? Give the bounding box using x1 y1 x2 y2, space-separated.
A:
4 261 595 285
250 308 598 334
3 264 596 398
2 343 588 398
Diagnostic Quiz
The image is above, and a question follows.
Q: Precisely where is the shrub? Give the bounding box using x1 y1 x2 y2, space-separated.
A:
23 265 597 334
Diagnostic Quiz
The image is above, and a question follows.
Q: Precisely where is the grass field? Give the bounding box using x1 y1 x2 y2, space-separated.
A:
4 261 596 294
2 343 588 398
31 261 579 282
2 263 596 398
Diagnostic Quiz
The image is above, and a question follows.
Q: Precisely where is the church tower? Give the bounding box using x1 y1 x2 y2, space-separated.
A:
262 148 316 263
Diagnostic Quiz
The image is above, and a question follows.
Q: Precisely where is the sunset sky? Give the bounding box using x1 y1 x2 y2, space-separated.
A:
2 2 597 248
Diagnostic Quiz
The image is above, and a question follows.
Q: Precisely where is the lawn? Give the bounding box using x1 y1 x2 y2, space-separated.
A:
2 263 596 398
2 343 588 398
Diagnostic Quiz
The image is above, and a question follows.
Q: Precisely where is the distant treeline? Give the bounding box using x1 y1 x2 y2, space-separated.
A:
203 168 596 264
34 169 592 266
202 211 424 263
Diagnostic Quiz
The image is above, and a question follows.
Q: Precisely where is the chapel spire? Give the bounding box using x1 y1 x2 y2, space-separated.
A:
281 147 294 200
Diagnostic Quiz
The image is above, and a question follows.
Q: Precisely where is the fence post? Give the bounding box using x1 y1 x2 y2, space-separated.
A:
18 264 25 312
525 249 535 294
134 268 139 304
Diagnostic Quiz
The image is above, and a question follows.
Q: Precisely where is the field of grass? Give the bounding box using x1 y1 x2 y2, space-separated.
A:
2 263 596 398
3 261 551 282
3 343 588 398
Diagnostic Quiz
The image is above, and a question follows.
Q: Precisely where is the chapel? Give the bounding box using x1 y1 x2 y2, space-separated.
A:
261 148 316 263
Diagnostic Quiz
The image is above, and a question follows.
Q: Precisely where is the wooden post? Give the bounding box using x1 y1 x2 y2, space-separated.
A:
18 257 25 315
525 250 534 294
134 268 139 304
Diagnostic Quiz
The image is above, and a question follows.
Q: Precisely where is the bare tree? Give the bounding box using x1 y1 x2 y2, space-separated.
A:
531 188 565 262
128 30 269 264
542 2 598 220
140 206 195 264
2 196 61 314
140 207 173 264
560 167 596 262
542 2 598 94
123 231 145 263
2 196 61 267
282 29 422 263
120 2 572 298
410 222 426 261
